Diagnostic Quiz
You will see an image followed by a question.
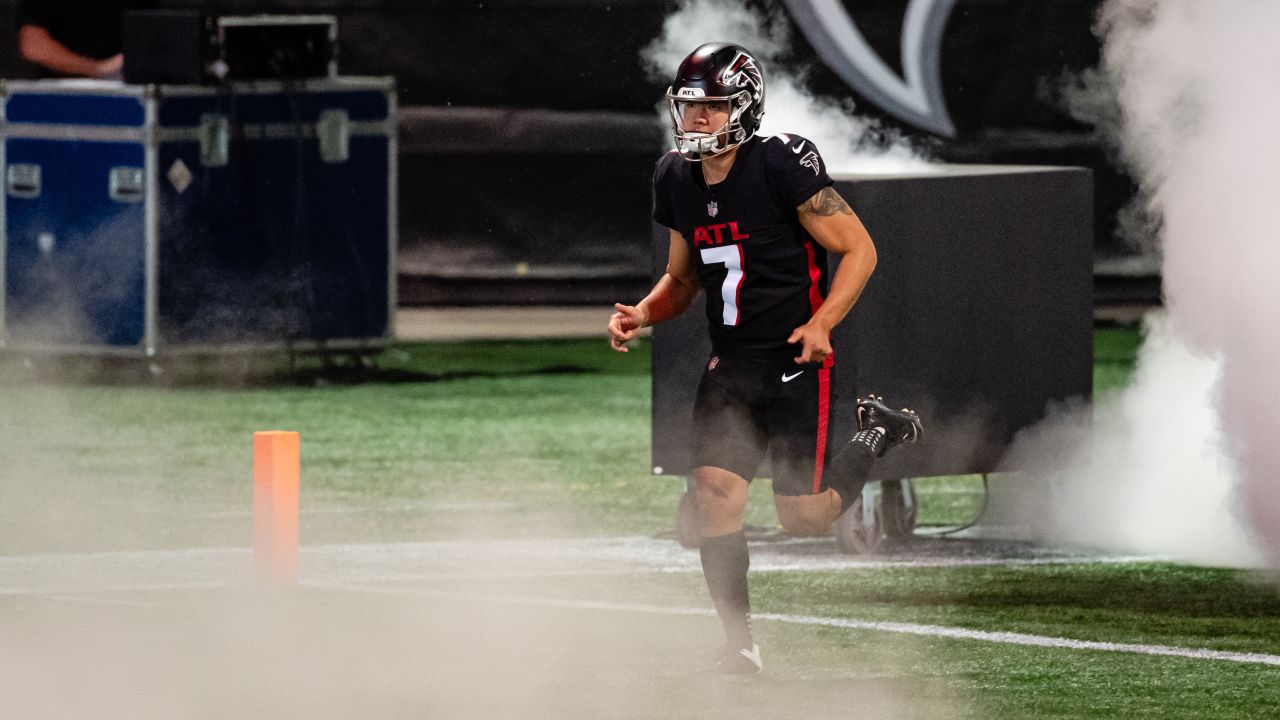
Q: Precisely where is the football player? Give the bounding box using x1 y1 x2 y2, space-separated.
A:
608 43 923 674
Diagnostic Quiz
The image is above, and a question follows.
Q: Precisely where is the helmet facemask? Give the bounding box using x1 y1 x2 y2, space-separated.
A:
664 43 766 162
666 90 758 162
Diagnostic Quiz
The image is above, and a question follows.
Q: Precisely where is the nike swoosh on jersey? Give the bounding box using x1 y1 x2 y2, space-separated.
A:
781 371 804 382
791 141 807 154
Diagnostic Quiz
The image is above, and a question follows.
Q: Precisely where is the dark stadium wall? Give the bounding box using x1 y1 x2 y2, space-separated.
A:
0 1 1136 305
66 0 1099 127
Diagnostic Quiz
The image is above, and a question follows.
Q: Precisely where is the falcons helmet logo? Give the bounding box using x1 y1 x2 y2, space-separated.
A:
719 52 763 96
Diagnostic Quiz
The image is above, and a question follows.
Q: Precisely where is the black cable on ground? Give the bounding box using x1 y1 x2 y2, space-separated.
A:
913 474 991 538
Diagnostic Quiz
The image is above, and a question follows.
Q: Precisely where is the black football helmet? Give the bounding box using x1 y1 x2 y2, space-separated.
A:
666 42 766 161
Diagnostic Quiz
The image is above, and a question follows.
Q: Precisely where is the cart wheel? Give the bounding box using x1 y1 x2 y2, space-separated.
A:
675 490 701 549
880 479 918 540
834 484 884 554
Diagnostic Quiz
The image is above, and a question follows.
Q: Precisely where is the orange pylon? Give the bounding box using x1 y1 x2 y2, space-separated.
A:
253 431 300 585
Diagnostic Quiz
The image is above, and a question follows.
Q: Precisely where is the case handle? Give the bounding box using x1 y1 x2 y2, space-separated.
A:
6 164 41 199
199 113 230 167
317 109 349 163
109 166 145 203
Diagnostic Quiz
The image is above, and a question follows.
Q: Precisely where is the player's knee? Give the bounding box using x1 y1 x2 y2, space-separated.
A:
693 470 746 521
695 477 729 501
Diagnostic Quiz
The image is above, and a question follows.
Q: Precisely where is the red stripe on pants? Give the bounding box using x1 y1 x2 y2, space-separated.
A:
813 366 831 494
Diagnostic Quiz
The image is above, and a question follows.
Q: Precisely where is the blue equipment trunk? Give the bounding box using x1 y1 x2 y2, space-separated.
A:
1 78 396 356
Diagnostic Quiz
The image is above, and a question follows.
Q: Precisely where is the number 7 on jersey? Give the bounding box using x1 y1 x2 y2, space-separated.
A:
700 245 746 326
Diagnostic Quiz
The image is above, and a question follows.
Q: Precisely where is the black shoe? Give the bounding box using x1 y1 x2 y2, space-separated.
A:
706 644 763 675
856 395 923 455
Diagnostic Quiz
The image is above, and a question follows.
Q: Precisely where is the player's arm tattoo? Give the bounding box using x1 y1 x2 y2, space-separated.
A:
799 187 855 217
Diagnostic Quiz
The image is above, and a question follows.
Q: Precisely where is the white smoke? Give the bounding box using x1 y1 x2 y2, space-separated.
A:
1060 66 1164 253
641 0 931 173
1001 315 1262 566
1001 0 1280 567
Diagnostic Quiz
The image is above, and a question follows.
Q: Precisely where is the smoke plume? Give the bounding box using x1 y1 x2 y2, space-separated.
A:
1000 315 1262 566
1001 0 1280 567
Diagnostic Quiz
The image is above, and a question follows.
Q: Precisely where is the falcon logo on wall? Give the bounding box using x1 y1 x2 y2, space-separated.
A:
783 0 958 137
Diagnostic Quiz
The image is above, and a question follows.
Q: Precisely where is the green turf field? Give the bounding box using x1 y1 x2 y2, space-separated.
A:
3 322 1279 719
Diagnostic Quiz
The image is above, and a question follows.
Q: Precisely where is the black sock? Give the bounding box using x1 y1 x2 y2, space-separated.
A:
827 433 879 514
699 530 752 651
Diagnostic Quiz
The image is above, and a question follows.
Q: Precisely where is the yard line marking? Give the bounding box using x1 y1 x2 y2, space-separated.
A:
315 584 1280 668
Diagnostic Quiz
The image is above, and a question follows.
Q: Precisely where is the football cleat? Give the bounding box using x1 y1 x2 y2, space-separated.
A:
708 644 764 675
856 395 923 456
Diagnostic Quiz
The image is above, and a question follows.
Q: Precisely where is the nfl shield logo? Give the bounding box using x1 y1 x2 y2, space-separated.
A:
707 201 718 218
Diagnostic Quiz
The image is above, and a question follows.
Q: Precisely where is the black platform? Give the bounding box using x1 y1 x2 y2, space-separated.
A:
651 165 1094 480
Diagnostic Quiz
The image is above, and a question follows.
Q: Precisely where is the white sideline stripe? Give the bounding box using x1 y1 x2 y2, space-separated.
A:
754 614 1280 668
317 584 1280 668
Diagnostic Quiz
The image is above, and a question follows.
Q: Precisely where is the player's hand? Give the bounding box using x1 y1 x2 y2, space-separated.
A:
787 321 832 364
608 303 647 352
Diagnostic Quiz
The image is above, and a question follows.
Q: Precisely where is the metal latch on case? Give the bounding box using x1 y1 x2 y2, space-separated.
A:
199 113 229 167
317 109 349 163
6 164 41 198
109 166 145 203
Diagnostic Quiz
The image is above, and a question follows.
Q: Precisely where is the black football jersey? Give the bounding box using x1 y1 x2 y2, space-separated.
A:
653 134 834 353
